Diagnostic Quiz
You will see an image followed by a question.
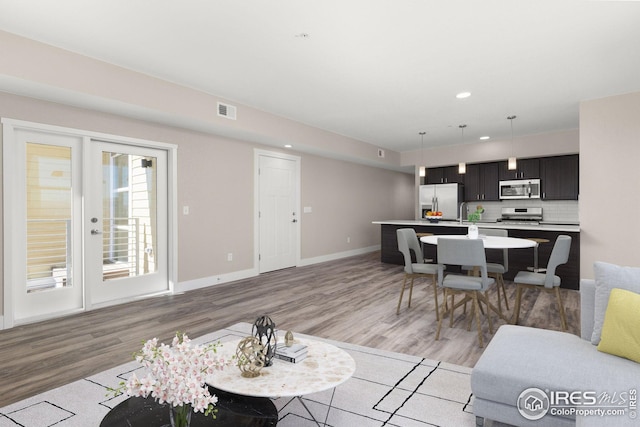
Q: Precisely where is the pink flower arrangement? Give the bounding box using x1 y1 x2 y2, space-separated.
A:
112 332 227 418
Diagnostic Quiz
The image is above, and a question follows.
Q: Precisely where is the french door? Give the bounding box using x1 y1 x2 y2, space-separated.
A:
6 128 85 323
86 140 168 305
3 120 173 327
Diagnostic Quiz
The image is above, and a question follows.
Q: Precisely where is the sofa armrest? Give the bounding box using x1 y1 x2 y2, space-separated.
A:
580 279 595 341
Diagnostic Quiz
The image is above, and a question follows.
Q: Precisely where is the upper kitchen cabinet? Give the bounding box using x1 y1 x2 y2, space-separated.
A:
464 162 500 201
425 165 464 184
499 157 540 180
540 154 579 200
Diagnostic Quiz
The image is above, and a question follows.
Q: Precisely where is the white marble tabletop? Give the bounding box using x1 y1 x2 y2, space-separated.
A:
420 234 537 249
206 338 356 398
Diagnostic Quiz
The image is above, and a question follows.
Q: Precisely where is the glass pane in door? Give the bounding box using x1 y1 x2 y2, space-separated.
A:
102 152 157 281
26 143 73 292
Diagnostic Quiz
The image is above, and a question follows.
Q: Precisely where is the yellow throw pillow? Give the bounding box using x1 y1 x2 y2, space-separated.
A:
597 288 640 363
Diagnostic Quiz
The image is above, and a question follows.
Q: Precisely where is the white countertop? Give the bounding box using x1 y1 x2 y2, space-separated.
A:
372 219 580 233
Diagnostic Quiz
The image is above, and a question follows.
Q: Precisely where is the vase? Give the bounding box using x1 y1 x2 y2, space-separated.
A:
170 404 192 427
468 224 479 239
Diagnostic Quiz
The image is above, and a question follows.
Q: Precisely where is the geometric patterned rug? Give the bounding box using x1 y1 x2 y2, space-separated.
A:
0 323 478 427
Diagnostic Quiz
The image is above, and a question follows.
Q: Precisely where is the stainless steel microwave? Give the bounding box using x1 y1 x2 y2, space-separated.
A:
499 179 541 199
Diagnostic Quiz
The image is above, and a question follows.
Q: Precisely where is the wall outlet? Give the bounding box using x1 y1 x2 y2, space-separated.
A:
347 237 351 243
183 205 190 215
227 253 233 261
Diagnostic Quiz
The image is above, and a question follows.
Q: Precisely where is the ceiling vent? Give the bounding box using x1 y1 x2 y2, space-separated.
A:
217 102 237 120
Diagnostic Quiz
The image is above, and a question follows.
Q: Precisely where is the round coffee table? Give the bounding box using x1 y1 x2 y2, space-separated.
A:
100 386 278 426
208 338 356 426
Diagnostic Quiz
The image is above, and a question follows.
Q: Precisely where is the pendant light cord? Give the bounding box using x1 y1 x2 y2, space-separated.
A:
419 131 426 176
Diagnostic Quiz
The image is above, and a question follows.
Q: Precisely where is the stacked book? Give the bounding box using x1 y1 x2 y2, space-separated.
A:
275 342 308 363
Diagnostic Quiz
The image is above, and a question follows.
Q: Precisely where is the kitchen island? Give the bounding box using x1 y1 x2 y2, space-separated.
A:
374 220 580 289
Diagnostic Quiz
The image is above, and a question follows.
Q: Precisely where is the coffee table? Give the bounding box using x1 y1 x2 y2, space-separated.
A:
207 338 356 426
100 386 277 426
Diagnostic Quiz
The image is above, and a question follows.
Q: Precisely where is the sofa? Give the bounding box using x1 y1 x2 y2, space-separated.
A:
471 275 639 427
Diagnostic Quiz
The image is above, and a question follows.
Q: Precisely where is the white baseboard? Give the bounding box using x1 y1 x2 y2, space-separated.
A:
176 267 258 293
176 245 380 293
297 245 380 267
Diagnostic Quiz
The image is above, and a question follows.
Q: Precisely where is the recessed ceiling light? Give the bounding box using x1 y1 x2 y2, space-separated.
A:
479 136 490 140
456 92 471 99
284 144 293 148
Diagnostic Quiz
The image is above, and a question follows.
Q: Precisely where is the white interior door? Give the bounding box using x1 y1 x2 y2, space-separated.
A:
258 153 299 273
86 140 169 306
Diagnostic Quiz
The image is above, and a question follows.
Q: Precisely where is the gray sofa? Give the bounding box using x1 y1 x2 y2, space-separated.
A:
471 279 639 426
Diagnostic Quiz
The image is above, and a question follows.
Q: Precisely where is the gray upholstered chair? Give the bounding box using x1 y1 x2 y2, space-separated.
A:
512 235 572 331
462 228 509 314
436 237 496 347
396 228 440 319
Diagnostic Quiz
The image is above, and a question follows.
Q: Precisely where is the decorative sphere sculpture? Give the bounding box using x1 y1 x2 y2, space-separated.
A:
236 336 266 378
252 315 277 366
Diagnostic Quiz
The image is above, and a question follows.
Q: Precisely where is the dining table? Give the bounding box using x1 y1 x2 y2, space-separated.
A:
420 234 537 322
419 234 537 250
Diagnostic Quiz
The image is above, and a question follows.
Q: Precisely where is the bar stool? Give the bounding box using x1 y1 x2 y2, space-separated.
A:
416 232 434 262
526 237 549 273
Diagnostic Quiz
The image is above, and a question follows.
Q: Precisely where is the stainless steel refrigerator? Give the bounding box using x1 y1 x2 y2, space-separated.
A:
419 183 464 220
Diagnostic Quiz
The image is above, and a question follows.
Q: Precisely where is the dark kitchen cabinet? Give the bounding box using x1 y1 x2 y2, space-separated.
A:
541 155 579 200
426 165 463 184
499 158 540 180
425 168 443 184
464 162 499 201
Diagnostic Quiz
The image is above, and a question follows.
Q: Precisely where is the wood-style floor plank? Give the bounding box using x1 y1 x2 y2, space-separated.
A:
0 251 579 407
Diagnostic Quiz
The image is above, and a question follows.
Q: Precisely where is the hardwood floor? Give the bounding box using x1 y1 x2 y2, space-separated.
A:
0 251 580 408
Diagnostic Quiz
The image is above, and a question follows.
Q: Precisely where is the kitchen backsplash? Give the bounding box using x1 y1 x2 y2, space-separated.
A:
467 199 579 224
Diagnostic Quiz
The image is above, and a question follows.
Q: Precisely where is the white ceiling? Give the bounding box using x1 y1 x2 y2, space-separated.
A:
0 0 639 153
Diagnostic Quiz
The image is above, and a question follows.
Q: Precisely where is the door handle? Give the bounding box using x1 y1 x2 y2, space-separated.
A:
91 229 102 235
292 219 298 223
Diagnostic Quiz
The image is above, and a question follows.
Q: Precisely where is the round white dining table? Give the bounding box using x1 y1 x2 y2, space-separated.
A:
420 234 536 249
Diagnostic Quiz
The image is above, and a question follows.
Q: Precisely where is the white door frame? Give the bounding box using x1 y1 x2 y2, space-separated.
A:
254 149 301 273
2 118 178 329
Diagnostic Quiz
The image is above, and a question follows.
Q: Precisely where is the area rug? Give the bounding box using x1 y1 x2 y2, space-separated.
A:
0 323 478 427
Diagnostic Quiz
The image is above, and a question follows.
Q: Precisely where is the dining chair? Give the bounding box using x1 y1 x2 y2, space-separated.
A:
512 235 572 331
462 228 509 314
436 237 496 348
396 228 440 319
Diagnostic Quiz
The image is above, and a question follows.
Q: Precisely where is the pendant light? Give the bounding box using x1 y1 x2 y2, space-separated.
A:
418 131 426 177
458 124 467 174
507 115 517 170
